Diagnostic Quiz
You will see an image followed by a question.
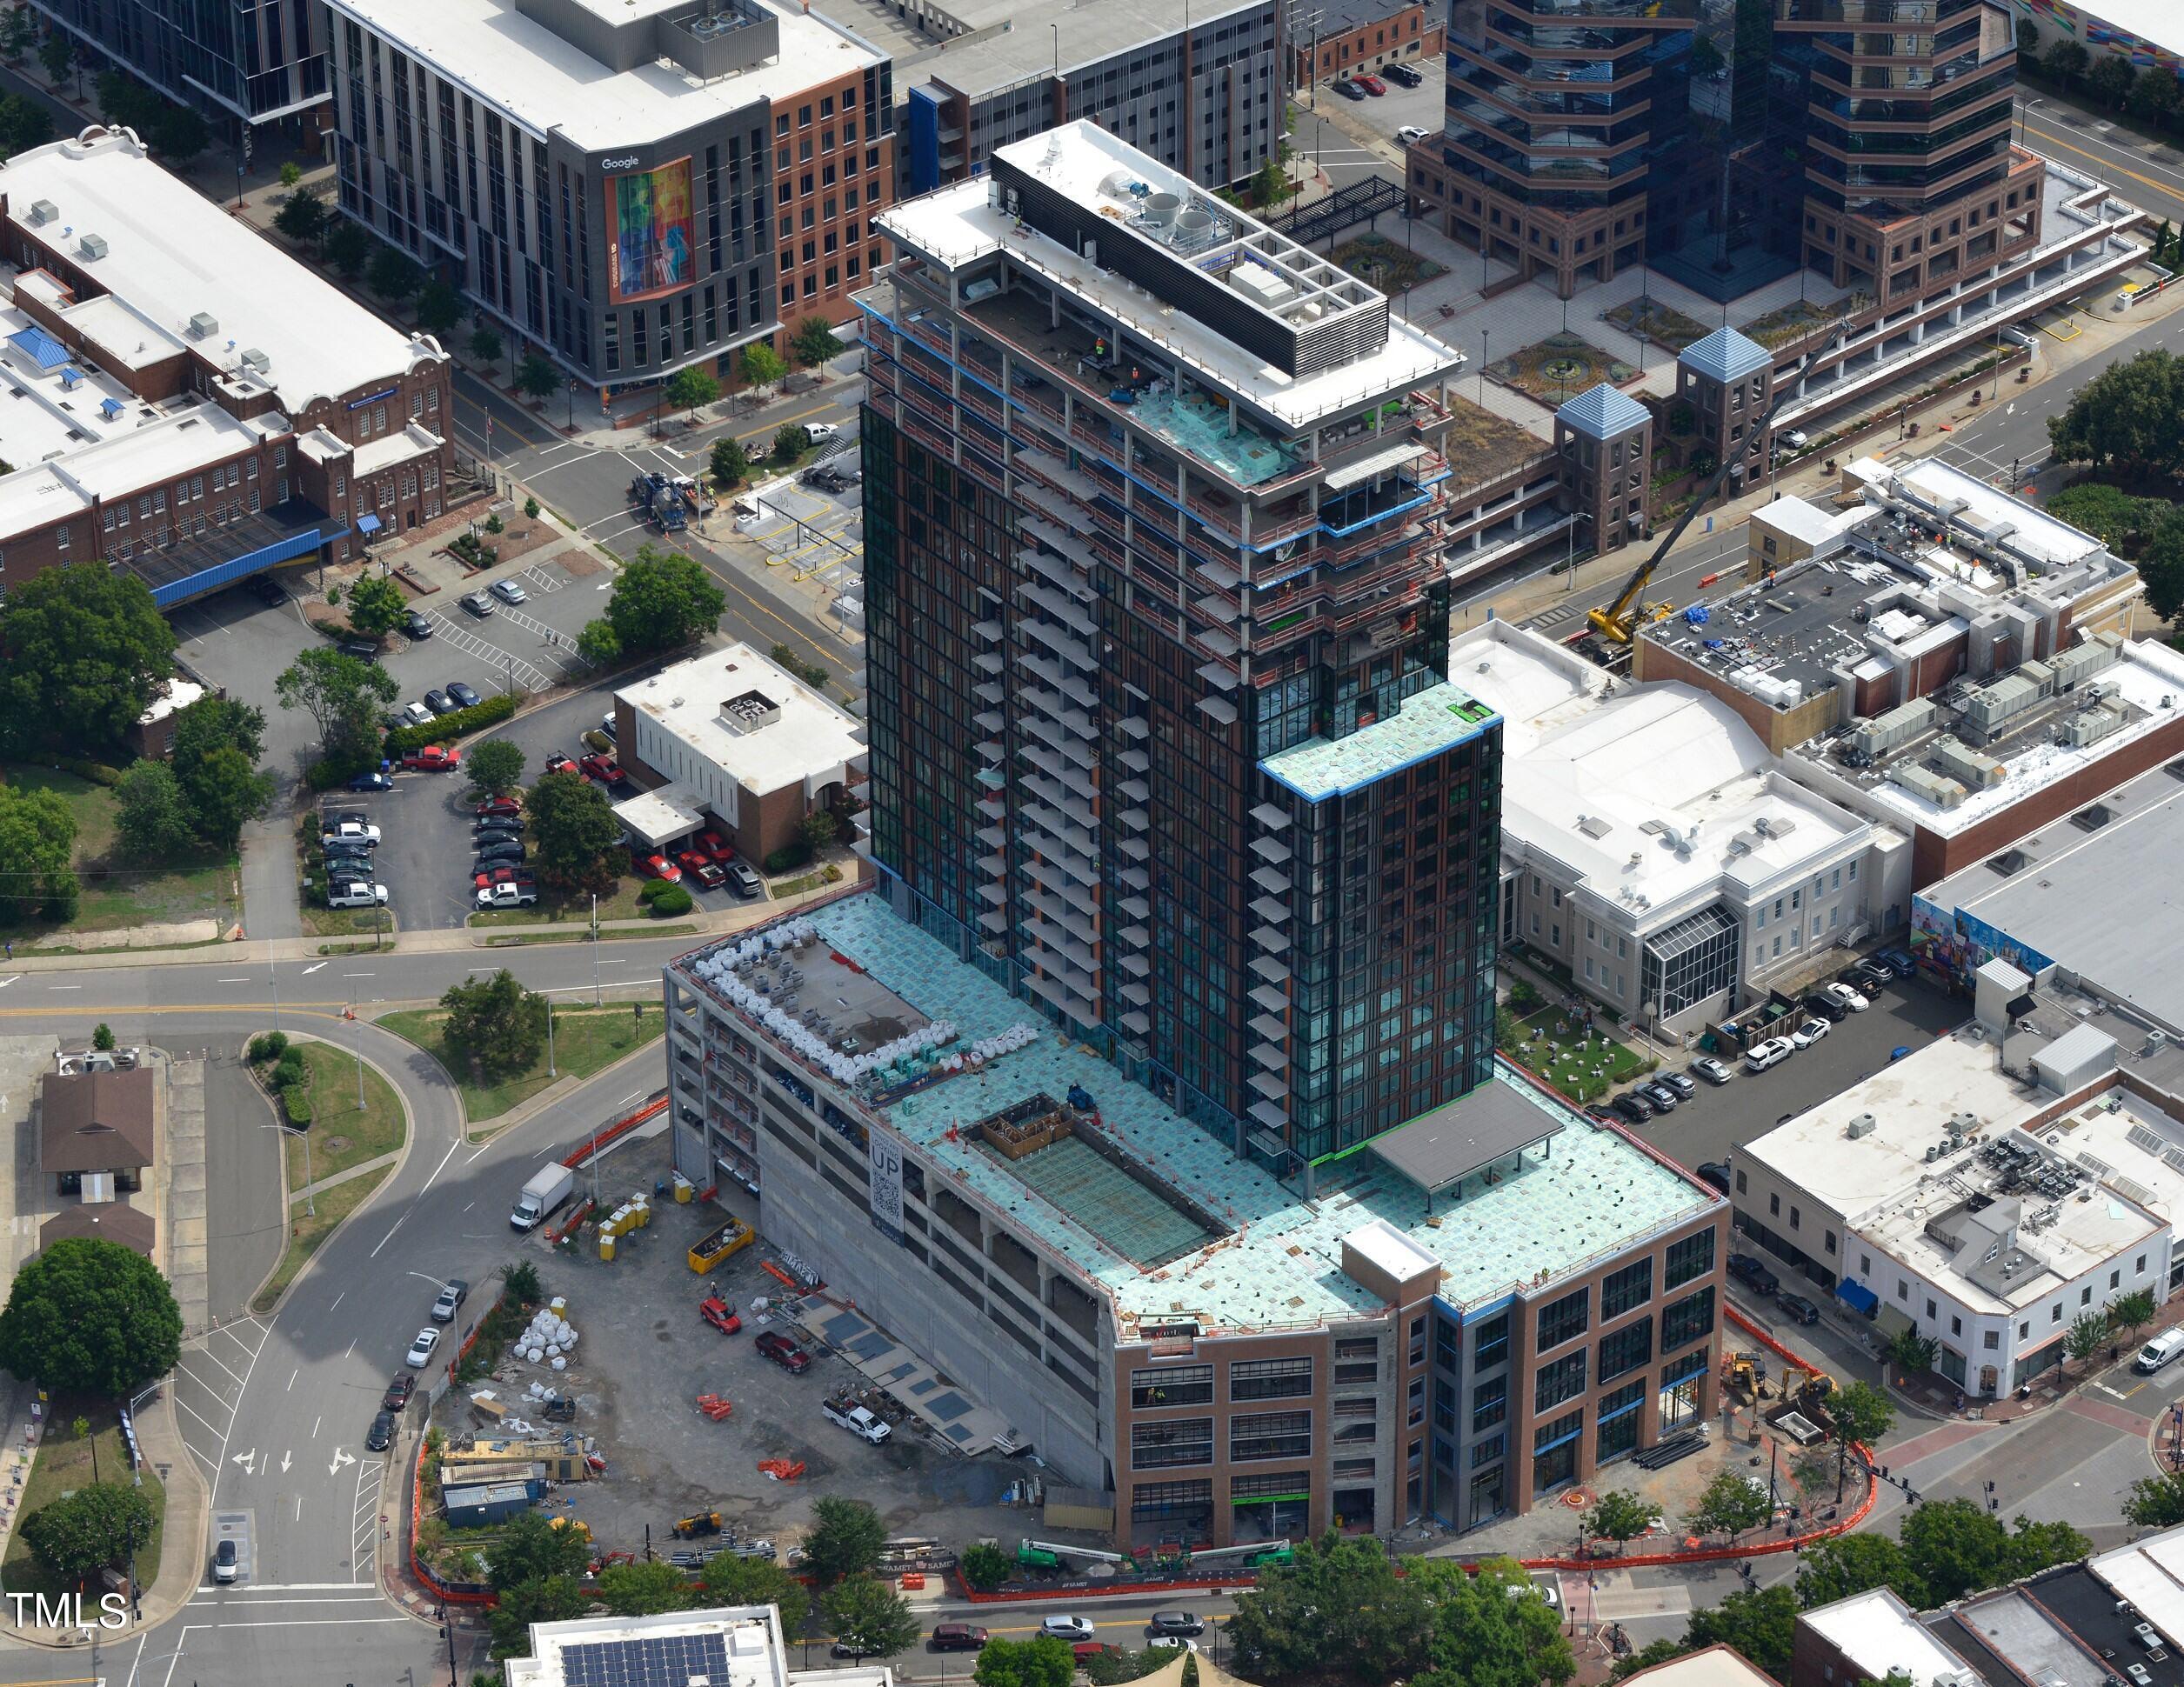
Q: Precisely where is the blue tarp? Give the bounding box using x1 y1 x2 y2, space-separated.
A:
5 325 68 370
1834 1277 1878 1316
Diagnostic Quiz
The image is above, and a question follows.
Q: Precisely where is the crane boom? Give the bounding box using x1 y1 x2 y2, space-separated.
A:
1584 323 1850 646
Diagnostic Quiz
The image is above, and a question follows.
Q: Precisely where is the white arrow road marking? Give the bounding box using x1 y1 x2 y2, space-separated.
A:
281 1450 293 1473
330 1448 356 1477
0 976 18 990
232 1449 257 1475
301 962 328 975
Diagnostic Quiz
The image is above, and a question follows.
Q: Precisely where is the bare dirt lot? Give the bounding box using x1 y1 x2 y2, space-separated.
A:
438 1132 1059 1561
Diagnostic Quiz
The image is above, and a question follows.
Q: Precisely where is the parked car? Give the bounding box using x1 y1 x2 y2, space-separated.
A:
491 577 528 604
474 839 525 864
578 752 624 786
404 1328 441 1367
1637 1080 1680 1112
460 590 495 616
930 1625 989 1652
430 1279 469 1323
543 753 576 777
1820 980 1869 1013
1147 1613 1206 1638
1383 61 1423 86
688 861 727 890
1696 1161 1732 1194
674 848 714 877
1657 1070 1696 1098
366 1410 396 1451
637 852 683 884
1691 1056 1732 1085
696 828 736 863
475 870 539 896
327 881 389 910
1777 1292 1821 1325
249 572 288 606
753 1330 811 1373
400 744 462 772
801 421 839 446
401 700 433 727
1745 1036 1796 1071
1332 77 1366 99
446 681 482 710
1043 1617 1097 1642
347 770 394 793
1789 1017 1831 1048
1845 958 1895 993
424 688 455 715
726 862 763 899
1779 428 1810 450
1073 1644 1118 1664
322 821 381 847
1395 123 1430 143
700 1295 743 1335
474 814 524 835
1356 73 1387 94
338 638 381 660
211 1538 239 1584
1874 947 1916 977
1800 991 1847 1023
322 846 377 872
404 610 434 639
475 797 521 817
1610 1093 1654 1126
383 1374 416 1412
1727 1254 1780 1296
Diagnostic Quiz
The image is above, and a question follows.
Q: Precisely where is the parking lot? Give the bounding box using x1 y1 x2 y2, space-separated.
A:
1303 56 1443 154
451 1132 1047 1564
1618 968 1967 1177
733 443 865 607
382 550 602 706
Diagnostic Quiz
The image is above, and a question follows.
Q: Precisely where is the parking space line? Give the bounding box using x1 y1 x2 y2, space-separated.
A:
424 610 555 692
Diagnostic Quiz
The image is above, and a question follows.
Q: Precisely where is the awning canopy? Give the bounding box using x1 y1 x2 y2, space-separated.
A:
613 782 706 849
1834 1277 1878 1316
355 513 384 536
1369 1081 1565 1198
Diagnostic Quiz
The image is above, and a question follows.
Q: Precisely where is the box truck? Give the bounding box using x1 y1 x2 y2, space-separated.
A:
511 1164 576 1231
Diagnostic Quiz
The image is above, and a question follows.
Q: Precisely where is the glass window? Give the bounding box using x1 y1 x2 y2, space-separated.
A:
1130 1418 1212 1469
1230 1410 1312 1462
1231 1357 1313 1400
1470 1375 1506 1432
1130 1364 1212 1409
1473 1313 1509 1370
1661 1286 1715 1353
1602 1258 1652 1320
1665 1229 1713 1290
1536 1288 1589 1351
1533 1350 1586 1413
1598 1319 1652 1384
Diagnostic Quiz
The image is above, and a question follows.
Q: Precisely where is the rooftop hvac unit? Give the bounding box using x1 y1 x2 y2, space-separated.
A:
240 349 270 375
188 311 218 339
77 232 108 261
1846 1113 1877 1139
26 199 55 224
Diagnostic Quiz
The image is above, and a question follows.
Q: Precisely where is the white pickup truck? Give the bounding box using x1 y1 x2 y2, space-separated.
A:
476 882 539 909
822 1395 892 1444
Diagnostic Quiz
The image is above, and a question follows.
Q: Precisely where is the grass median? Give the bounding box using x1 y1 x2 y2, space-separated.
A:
284 1039 407 1187
0 1398 164 1598
377 1002 665 1123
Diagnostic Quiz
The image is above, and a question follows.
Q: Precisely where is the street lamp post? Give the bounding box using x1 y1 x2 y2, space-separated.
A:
567 378 578 432
545 993 557 1078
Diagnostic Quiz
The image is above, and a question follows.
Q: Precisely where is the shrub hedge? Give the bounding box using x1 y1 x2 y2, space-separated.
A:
381 692 518 757
281 1084 313 1127
56 757 124 786
649 884 694 917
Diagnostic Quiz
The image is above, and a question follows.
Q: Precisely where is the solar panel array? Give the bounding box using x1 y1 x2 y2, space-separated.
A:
562 1633 731 1687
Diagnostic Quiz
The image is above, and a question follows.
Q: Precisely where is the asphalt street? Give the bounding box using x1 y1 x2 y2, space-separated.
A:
2020 91 2184 226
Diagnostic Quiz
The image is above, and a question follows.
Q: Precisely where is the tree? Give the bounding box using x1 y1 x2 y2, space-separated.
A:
1686 1470 1772 1541
18 1481 158 1583
1795 1530 1920 1610
2087 54 2136 110
0 92 50 155
498 1257 543 1305
700 1550 810 1636
274 647 397 776
2142 506 2184 624
526 770 623 890
739 341 786 393
1683 1587 1796 1680
324 217 371 279
2006 1516 2092 1581
1582 1490 1653 1552
974 1636 1076 1687
1408 1559 1575 1687
2044 40 2089 84
415 277 464 337
2065 1308 2110 1366
665 366 720 419
710 435 751 490
345 573 409 639
959 1539 1012 1591
115 759 198 860
486 1510 595 1591
2042 483 2162 551
1252 153 1286 210
37 30 69 91
0 781 79 923
2048 347 2184 481
278 160 303 190
0 1238 183 1395
1829 1377 1893 1501
798 810 838 857
489 1577 587 1659
805 1495 886 1585
0 563 176 754
470 326 504 366
273 190 328 245
1898 1499 2008 1604
183 745 273 850
149 101 208 167
466 739 525 799
439 968 548 1077
2129 70 2181 126
774 422 809 464
791 316 845 372
1887 1324 1940 1377
601 543 725 656
171 694 267 773
823 1574 921 1660
1228 1534 1435 1685
0 7 31 63
90 1023 114 1051
2014 17 2039 58
576 619 622 666
2111 1287 2159 1346
598 1558 691 1616
1083 1651 1170 1686
2124 1469 2184 1528
517 353 558 403
367 243 423 304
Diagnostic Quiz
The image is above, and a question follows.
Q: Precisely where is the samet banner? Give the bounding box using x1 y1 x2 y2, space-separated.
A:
605 158 694 303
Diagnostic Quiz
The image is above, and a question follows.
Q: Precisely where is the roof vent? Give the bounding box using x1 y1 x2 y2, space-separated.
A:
77 232 108 261
1846 1113 1876 1139
188 311 218 339
240 349 270 375
26 199 55 224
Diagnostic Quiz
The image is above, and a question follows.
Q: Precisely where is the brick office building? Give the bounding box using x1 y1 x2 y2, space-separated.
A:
1292 0 1440 92
0 125 450 606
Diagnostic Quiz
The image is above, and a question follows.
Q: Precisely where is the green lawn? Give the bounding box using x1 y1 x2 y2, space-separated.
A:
0 766 239 942
378 1003 665 1123
1497 1003 1650 1102
0 1397 164 1598
278 1040 407 1188
252 1172 385 1314
468 877 648 926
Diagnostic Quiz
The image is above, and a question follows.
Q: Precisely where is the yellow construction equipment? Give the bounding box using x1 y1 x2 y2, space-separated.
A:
1586 323 1850 648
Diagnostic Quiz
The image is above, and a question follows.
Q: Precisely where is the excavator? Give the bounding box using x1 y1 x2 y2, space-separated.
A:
1583 323 1850 653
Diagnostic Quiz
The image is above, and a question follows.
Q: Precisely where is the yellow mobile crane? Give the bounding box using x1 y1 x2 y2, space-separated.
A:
1585 323 1850 648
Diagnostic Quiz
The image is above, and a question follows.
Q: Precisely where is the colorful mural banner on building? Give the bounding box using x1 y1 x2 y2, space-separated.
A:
606 158 695 304
2014 0 2184 76
1909 894 2056 985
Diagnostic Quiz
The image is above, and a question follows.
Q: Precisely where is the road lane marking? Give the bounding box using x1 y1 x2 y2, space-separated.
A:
301 962 328 975
46 984 80 990
200 1346 250 1388
328 1292 344 1311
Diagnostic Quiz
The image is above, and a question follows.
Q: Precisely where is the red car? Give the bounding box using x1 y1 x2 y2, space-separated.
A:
473 865 538 890
674 848 714 876
542 753 576 777
382 1374 416 1412
475 796 520 817
753 1330 811 1374
1073 1644 1118 1664
696 829 736 863
578 752 624 785
699 1296 742 1336
399 743 461 771
1356 72 1386 94
688 861 727 890
638 853 683 884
